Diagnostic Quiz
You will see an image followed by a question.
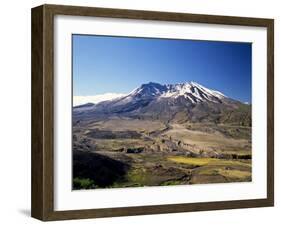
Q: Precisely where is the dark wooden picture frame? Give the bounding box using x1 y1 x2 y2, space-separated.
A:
31 4 274 221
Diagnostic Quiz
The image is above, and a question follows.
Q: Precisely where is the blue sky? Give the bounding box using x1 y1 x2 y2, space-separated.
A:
73 35 252 103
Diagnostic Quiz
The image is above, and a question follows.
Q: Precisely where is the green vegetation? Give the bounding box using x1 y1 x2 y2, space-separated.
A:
217 169 251 179
167 156 251 167
196 167 251 178
73 177 97 189
161 180 182 186
126 168 148 185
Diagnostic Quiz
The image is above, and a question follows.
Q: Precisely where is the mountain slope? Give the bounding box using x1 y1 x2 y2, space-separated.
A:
73 82 251 126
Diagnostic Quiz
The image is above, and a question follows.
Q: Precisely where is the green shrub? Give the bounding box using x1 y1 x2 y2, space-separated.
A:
73 177 97 189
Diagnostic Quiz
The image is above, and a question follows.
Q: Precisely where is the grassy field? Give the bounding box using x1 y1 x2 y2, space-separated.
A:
167 156 251 167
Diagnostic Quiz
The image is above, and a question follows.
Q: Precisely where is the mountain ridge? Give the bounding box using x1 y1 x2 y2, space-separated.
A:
73 81 251 126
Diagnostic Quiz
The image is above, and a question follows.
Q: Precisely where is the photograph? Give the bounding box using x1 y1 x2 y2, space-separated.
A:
72 34 252 190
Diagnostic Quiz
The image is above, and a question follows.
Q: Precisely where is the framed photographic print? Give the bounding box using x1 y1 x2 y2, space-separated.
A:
31 4 274 221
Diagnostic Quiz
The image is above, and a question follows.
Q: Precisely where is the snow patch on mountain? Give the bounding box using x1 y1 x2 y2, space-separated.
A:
159 81 227 103
190 81 227 99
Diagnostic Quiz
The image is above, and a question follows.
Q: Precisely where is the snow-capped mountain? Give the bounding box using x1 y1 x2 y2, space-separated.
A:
95 81 230 109
126 81 227 103
73 82 251 125
161 82 226 102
